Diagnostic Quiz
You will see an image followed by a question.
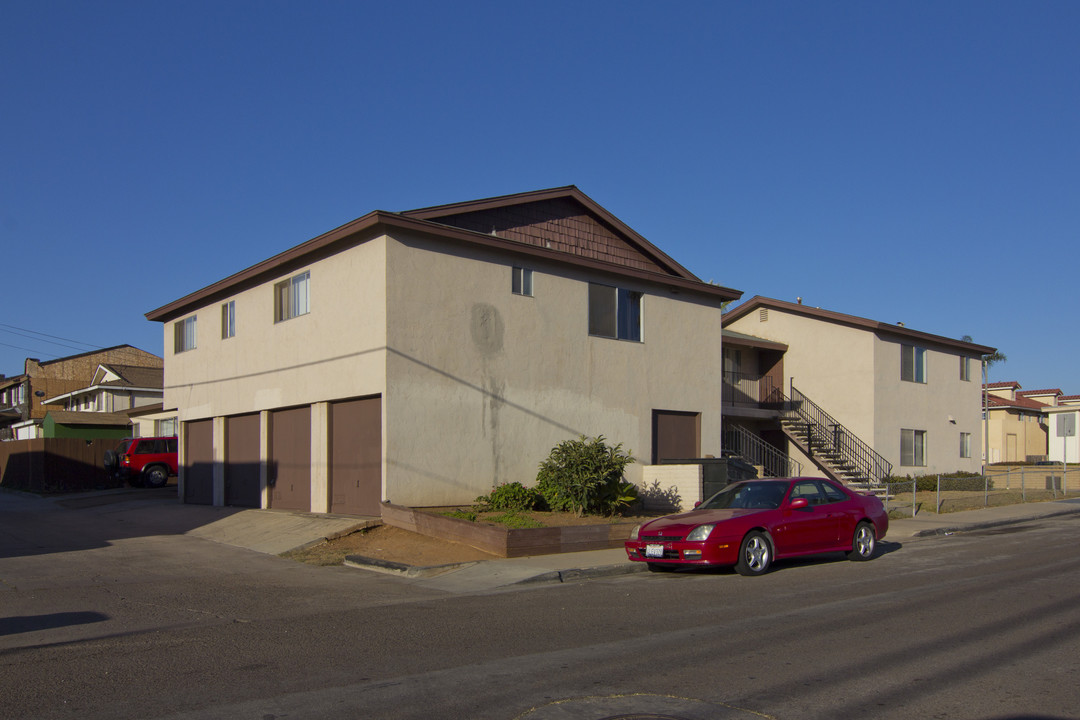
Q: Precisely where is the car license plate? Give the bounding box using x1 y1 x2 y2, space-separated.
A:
645 543 664 558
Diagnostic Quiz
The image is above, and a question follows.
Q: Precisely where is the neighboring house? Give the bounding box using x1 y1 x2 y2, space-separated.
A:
145 186 742 512
37 363 172 440
722 297 995 481
983 381 1050 463
0 347 163 441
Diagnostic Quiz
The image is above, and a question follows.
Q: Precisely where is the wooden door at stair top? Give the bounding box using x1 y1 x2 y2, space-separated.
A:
330 396 382 516
652 410 701 464
269 406 311 512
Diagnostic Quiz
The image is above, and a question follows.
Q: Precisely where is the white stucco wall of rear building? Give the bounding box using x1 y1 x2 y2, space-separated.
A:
383 230 727 507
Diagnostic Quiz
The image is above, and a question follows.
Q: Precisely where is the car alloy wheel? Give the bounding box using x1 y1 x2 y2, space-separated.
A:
847 521 876 561
735 531 771 576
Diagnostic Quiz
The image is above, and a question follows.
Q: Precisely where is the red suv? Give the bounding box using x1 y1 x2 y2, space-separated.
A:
104 437 178 488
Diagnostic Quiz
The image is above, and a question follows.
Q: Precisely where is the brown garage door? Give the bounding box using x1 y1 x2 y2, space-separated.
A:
330 396 382 516
184 419 214 505
225 414 261 508
652 410 701 464
269 406 311 511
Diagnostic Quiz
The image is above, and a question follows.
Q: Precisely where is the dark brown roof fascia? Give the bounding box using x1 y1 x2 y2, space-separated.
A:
147 209 741 323
723 296 997 356
401 185 700 282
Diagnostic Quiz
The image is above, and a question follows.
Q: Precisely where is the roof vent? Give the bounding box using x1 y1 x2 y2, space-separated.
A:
759 308 769 323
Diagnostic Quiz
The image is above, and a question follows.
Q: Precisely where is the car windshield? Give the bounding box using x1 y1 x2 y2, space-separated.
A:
699 481 788 511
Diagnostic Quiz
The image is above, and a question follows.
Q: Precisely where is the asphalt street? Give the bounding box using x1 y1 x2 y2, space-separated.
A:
2 490 1080 720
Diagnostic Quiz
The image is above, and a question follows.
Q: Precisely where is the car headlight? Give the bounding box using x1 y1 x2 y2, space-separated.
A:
685 523 715 542
630 523 643 540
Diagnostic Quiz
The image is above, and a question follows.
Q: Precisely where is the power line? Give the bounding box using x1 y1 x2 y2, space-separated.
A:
0 324 102 353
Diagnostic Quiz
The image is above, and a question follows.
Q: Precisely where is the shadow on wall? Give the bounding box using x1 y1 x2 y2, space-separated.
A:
639 480 682 513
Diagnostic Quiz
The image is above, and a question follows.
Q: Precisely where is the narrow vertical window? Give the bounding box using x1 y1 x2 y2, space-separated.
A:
901 345 927 383
221 301 236 339
960 356 971 381
512 267 533 296
174 316 197 353
960 432 971 458
901 429 927 466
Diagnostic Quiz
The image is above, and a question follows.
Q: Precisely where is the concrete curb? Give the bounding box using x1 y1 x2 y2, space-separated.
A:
908 505 1080 538
514 562 649 586
343 554 481 578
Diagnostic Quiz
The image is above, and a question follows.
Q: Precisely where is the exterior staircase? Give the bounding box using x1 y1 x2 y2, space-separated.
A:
722 422 802 478
780 384 892 492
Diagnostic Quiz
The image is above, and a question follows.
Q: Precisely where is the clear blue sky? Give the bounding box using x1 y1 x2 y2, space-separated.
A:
3 1 1077 392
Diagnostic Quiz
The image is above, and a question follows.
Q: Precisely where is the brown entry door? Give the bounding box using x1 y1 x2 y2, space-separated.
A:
652 410 701 464
183 419 214 505
269 406 311 511
225 414 261 508
330 396 382 516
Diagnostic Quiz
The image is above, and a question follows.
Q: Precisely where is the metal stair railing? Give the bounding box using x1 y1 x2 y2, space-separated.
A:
722 422 802 478
783 384 892 486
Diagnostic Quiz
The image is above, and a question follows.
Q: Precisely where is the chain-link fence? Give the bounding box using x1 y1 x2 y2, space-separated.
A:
881 465 1080 518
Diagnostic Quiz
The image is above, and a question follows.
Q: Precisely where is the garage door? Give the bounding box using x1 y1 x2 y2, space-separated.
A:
330 396 382 516
652 410 701 464
269 406 311 511
225 414 261 508
183 419 214 505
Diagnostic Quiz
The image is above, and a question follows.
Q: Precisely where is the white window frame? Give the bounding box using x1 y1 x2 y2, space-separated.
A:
901 428 927 467
174 316 197 353
512 267 533 297
275 271 310 323
588 283 642 342
221 300 236 339
901 345 927 384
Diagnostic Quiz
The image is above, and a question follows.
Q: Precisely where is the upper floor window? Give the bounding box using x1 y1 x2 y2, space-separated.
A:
174 316 197 353
275 271 310 322
221 301 236 339
512 267 533 296
589 283 642 341
901 344 926 383
960 356 972 382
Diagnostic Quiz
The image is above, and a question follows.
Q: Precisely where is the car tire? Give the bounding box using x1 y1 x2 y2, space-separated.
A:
735 531 772 576
103 450 117 470
847 521 876 561
143 465 169 489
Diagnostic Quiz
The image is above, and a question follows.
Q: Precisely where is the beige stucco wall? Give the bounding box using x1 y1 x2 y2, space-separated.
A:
726 308 984 476
986 409 1048 463
162 236 389 420
383 231 726 506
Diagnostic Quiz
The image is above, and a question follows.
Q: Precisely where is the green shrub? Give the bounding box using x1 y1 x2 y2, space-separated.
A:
535 435 636 516
475 481 542 511
884 471 992 492
484 512 545 529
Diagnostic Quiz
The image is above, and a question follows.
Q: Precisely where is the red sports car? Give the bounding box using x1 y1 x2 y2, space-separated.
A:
625 477 889 576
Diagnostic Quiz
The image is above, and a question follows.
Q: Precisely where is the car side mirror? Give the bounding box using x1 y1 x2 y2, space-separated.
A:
693 500 701 508
788 498 809 510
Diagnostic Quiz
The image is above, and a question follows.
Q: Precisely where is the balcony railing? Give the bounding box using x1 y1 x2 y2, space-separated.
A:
722 372 783 409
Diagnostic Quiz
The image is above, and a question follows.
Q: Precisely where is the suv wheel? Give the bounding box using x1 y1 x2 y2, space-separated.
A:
143 465 169 489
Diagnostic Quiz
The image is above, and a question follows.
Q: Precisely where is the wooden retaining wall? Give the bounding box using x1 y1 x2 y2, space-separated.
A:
380 503 638 558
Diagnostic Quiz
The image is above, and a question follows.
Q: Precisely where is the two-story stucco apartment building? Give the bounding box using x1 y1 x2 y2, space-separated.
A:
146 187 742 513
723 297 995 479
